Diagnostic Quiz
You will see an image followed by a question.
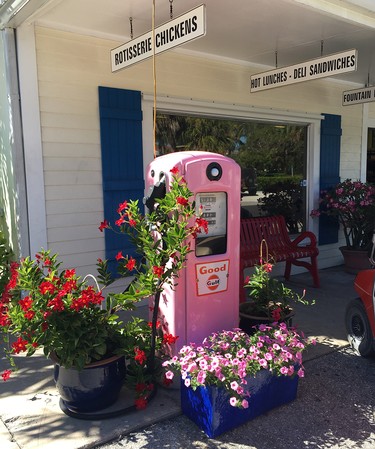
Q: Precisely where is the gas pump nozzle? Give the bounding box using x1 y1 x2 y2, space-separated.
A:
143 177 166 213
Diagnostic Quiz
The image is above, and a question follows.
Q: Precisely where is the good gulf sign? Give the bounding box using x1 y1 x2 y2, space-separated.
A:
195 260 229 296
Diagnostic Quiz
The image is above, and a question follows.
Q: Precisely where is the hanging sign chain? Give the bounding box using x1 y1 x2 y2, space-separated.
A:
169 0 173 19
152 0 157 159
129 17 133 40
320 40 324 57
275 51 278 68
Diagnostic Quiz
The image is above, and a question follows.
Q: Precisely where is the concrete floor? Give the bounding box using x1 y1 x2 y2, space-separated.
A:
0 265 359 449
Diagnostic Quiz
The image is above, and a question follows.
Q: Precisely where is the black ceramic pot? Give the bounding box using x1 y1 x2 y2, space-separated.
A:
53 354 126 412
239 302 294 334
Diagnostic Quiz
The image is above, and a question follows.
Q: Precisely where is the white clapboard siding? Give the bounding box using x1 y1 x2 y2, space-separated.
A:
47 212 104 229
45 185 103 201
51 238 105 256
35 25 364 274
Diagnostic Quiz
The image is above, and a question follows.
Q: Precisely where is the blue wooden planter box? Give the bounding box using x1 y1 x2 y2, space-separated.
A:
181 370 299 438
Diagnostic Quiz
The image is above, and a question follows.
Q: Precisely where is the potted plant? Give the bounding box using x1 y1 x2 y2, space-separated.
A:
0 167 207 413
311 179 375 272
162 323 315 438
0 250 136 412
239 244 314 333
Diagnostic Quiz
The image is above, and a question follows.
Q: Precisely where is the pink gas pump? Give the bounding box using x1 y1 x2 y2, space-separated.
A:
144 151 241 353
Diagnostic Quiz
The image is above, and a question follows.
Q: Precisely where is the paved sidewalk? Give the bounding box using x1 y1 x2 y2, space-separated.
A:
0 266 364 449
97 345 375 449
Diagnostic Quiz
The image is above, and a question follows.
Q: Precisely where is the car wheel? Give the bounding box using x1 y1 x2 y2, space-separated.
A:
345 298 375 357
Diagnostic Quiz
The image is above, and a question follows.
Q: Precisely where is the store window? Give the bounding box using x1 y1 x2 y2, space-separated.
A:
156 114 307 233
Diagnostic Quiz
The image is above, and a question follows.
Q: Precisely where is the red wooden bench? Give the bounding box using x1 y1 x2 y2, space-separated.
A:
240 215 320 302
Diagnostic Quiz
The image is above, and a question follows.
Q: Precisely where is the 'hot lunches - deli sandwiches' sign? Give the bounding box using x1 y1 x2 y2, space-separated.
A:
195 260 229 296
111 5 206 72
250 49 357 92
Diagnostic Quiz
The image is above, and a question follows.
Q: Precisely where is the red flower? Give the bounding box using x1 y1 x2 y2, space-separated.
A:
264 263 273 273
152 265 164 278
163 376 173 387
24 310 35 320
170 166 179 175
62 279 77 293
135 382 147 393
1 370 12 381
47 297 65 312
162 333 179 345
99 220 109 232
195 217 209 234
135 397 148 410
5 262 19 290
126 257 136 271
64 269 76 279
134 348 147 365
12 337 28 354
147 320 161 329
129 219 137 227
0 313 10 327
19 296 33 311
117 201 128 213
39 281 56 295
115 216 125 226
135 382 153 393
176 196 188 206
115 251 124 261
271 307 282 321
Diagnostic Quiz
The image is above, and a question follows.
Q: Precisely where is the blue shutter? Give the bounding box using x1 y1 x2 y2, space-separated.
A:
319 113 341 245
98 87 144 274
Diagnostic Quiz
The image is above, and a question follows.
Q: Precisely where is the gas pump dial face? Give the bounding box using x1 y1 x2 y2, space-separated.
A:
196 192 227 237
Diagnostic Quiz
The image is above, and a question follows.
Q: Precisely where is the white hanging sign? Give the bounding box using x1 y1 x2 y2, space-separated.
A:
111 4 206 72
250 49 358 92
342 86 375 106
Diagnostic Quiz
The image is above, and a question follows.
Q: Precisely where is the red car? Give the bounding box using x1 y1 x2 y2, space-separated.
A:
346 267 375 357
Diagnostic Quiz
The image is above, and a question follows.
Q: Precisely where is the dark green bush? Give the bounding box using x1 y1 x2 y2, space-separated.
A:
258 179 303 233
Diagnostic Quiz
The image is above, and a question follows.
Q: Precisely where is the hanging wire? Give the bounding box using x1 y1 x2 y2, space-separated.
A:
152 0 157 159
129 17 133 40
275 51 278 68
169 0 173 19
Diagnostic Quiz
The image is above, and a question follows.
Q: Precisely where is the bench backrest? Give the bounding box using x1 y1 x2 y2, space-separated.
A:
240 216 291 250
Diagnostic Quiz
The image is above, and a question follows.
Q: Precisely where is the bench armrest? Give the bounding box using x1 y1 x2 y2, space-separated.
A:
291 231 317 248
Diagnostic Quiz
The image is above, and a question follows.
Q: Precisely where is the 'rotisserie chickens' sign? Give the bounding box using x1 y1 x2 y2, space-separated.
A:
111 5 206 72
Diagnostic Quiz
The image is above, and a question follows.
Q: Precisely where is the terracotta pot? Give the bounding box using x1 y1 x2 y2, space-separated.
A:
339 246 371 274
239 302 294 334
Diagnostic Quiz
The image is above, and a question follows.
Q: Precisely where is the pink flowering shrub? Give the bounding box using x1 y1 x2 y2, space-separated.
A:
311 179 375 249
163 323 314 408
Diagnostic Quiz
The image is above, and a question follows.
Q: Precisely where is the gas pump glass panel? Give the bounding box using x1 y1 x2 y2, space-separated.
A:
196 192 227 257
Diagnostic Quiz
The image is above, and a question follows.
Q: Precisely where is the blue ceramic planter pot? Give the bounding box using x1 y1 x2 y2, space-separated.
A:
181 369 299 438
53 354 126 412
